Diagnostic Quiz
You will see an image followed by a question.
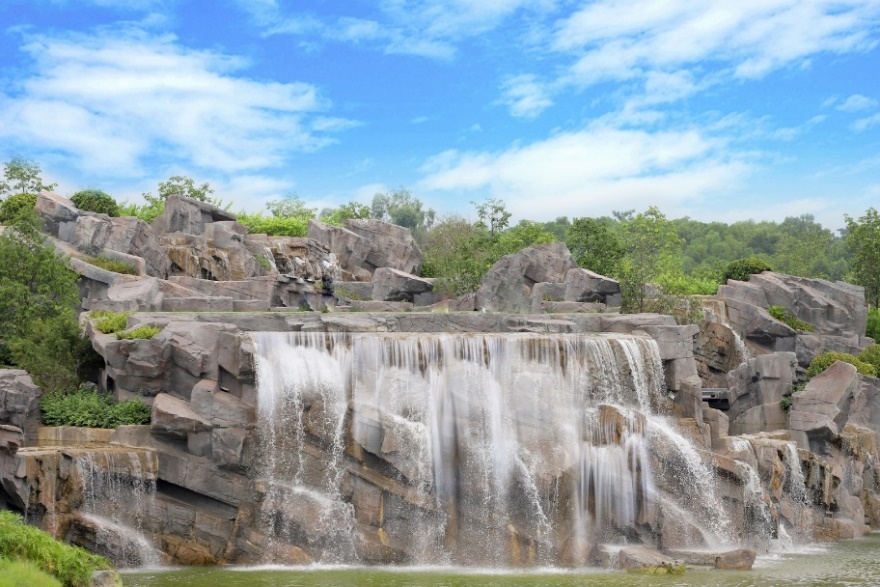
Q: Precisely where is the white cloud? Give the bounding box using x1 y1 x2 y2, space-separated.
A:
497 74 553 118
555 1 880 87
0 29 354 176
838 94 878 112
852 112 880 132
419 124 746 220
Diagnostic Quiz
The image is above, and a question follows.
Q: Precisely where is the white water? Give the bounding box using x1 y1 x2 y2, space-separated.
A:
72 449 159 567
253 332 732 565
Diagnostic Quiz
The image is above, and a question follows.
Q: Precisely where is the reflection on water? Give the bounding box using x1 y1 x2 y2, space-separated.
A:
124 533 880 587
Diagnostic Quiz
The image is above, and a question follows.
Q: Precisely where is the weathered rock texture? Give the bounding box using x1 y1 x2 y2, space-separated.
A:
477 242 577 312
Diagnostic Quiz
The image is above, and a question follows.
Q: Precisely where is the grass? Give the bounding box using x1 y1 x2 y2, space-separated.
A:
90 310 132 335
767 305 815 332
0 557 62 587
806 351 877 379
83 255 139 275
115 324 162 340
0 511 112 587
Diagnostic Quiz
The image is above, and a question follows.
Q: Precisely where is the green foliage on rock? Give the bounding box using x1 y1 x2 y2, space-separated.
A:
767 305 815 332
806 352 876 379
115 324 161 340
0 193 37 224
0 158 57 198
0 557 62 587
236 212 310 237
619 207 684 314
722 257 772 283
118 198 164 223
41 387 151 428
372 189 435 235
91 310 132 335
124 175 224 222
83 255 139 275
857 344 880 375
70 189 120 217
0 510 112 587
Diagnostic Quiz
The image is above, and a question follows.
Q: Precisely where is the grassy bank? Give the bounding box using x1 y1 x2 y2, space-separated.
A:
0 511 114 587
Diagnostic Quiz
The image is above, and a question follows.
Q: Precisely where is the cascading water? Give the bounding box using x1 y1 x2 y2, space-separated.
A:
253 331 730 566
68 449 160 567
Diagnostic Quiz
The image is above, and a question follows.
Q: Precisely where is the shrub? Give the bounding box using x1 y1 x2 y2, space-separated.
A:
721 257 772 283
83 255 139 275
118 199 164 223
0 510 111 587
767 305 815 332
70 189 120 217
858 344 880 374
780 395 793 411
116 324 161 340
806 352 876 379
0 557 62 587
867 308 880 341
91 310 132 334
236 212 309 237
0 192 37 224
40 387 151 428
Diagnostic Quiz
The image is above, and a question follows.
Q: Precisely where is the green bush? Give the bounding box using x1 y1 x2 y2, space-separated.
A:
83 255 139 275
0 193 37 224
41 388 151 428
236 212 309 237
118 199 164 223
0 557 62 587
858 344 880 374
70 189 120 217
867 308 880 341
780 395 793 411
115 324 161 340
0 510 111 587
806 352 876 379
91 310 132 334
721 257 772 283
767 305 815 332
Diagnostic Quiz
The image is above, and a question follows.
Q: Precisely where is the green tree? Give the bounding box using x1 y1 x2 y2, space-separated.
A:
266 194 316 219
474 197 511 236
0 158 57 198
319 201 371 226
70 189 120 217
774 214 833 278
566 216 625 277
421 215 487 295
619 207 683 313
152 175 215 203
495 220 555 256
371 189 435 235
845 208 880 308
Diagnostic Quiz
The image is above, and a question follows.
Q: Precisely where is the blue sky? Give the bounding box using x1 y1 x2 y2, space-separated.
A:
1 1 879 230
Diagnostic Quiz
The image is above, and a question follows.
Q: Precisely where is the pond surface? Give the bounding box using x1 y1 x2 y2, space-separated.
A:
124 534 880 587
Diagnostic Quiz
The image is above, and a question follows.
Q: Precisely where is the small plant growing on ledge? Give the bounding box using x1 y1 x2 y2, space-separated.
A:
41 386 151 428
767 305 815 332
116 324 162 340
83 255 139 275
806 351 876 379
91 310 132 334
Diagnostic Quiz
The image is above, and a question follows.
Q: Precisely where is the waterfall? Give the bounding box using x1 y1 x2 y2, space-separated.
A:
68 449 160 567
253 331 728 565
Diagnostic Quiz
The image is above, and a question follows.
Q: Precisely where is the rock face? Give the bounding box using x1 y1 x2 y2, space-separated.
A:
726 353 796 435
718 272 869 367
790 361 861 451
476 242 577 312
151 196 236 236
0 370 42 442
370 268 435 303
308 219 422 280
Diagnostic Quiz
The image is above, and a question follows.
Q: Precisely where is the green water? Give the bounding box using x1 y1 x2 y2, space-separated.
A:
124 535 880 587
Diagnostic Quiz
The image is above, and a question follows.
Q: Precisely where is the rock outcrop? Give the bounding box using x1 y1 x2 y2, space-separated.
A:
476 242 577 312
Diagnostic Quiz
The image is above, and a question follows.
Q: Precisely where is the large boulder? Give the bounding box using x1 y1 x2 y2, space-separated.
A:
726 353 796 435
0 370 42 440
152 195 236 236
790 361 861 451
476 242 577 312
719 272 869 365
563 268 621 305
371 268 434 303
308 219 422 280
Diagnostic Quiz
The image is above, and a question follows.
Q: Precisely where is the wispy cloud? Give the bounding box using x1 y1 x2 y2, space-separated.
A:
0 28 354 176
838 93 878 112
497 74 553 119
419 123 746 220
853 112 880 132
